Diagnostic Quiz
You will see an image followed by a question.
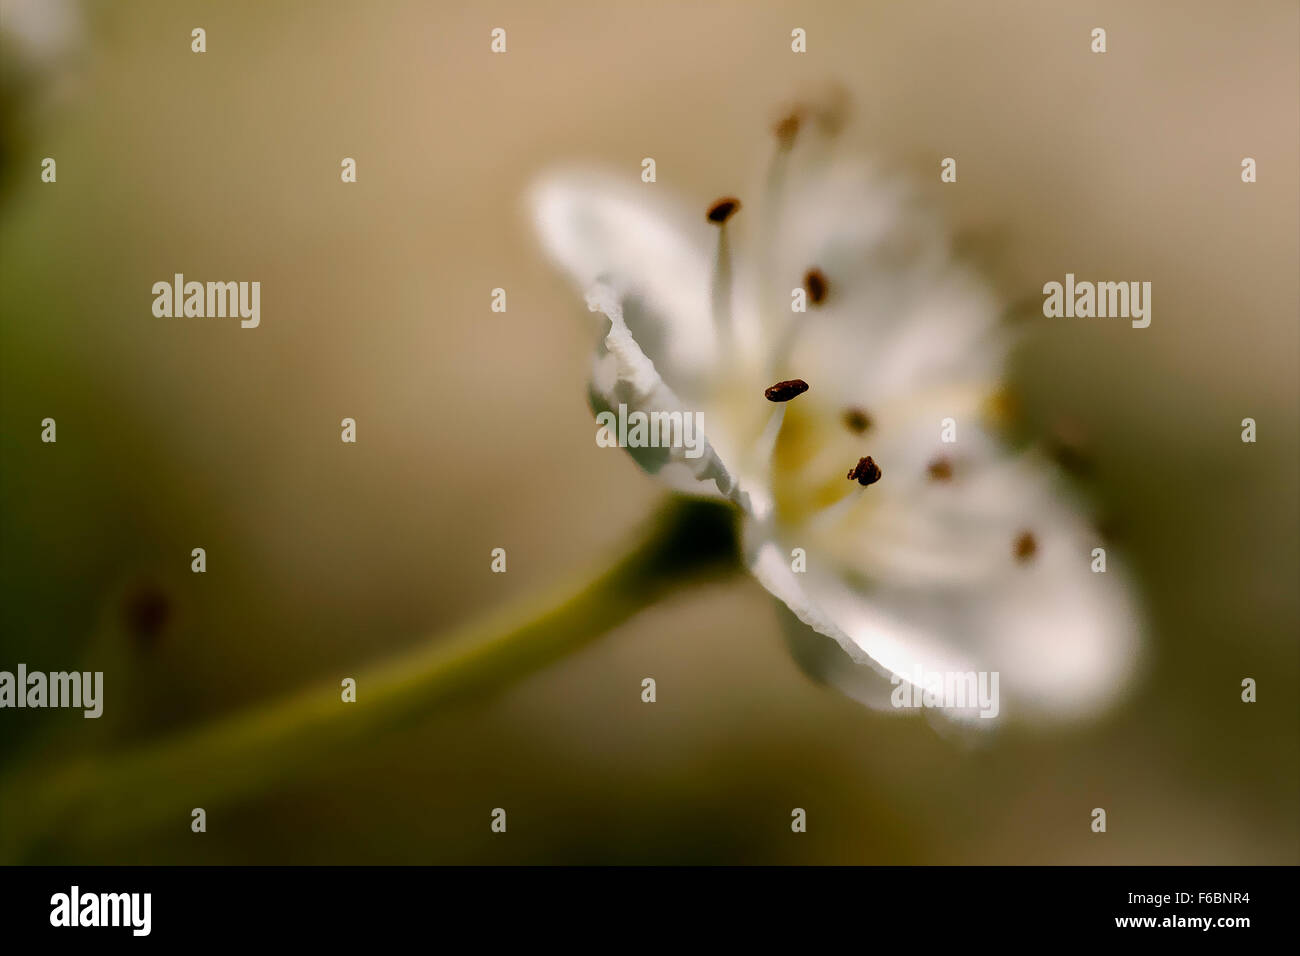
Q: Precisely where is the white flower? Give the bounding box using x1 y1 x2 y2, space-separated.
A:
529 110 1140 727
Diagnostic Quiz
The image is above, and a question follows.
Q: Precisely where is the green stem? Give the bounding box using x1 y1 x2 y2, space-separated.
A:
0 498 740 862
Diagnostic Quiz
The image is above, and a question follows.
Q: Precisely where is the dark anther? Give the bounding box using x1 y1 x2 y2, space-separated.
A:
927 458 954 482
764 379 810 402
804 268 828 305
843 408 872 433
847 456 883 486
707 197 742 224
1014 531 1038 563
774 111 801 149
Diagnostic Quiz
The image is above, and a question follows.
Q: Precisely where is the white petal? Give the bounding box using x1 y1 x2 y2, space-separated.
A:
747 525 904 712
530 167 719 399
746 523 861 660
778 599 904 714
747 517 988 724
586 285 747 507
770 160 1006 408
753 447 1142 723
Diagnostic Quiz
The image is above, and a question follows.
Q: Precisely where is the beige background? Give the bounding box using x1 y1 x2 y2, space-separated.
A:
1 0 1296 862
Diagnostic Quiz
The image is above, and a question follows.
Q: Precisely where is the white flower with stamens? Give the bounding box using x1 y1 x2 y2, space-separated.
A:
530 111 1140 727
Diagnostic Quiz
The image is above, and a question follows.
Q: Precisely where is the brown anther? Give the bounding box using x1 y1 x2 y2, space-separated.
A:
1013 531 1038 563
774 111 801 149
927 457 954 482
843 408 873 433
764 379 809 402
847 456 883 486
803 268 828 305
707 197 742 225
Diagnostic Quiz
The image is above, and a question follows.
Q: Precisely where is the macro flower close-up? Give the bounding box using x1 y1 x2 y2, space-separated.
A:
531 104 1139 727
0 0 1295 892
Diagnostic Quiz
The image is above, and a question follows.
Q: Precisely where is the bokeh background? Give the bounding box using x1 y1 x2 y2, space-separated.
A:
1 0 1296 863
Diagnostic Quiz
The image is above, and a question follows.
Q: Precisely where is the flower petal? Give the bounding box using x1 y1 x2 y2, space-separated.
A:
769 160 1006 408
748 527 902 712
747 517 991 724
585 285 747 507
530 167 719 399
752 443 1142 723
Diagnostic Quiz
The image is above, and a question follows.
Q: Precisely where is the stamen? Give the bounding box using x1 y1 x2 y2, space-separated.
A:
927 457 954 482
843 408 873 433
758 112 800 365
749 403 787 473
773 110 801 151
803 268 829 305
847 456 883 486
752 380 807 472
764 378 809 402
1013 531 1037 563
808 484 865 532
707 196 741 224
707 196 738 348
804 453 883 533
766 267 831 378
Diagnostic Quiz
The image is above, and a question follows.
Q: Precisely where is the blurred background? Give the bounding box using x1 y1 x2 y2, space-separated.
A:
0 0 1296 863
